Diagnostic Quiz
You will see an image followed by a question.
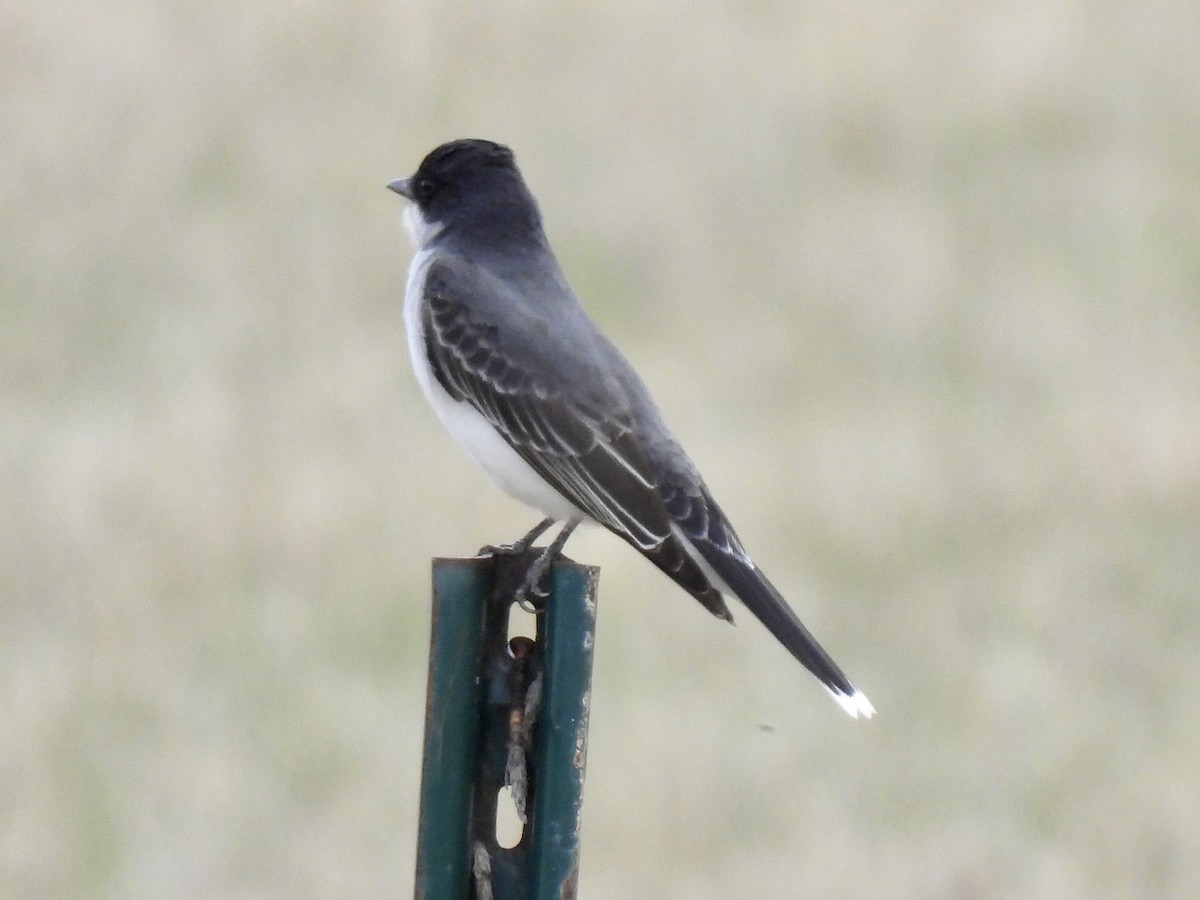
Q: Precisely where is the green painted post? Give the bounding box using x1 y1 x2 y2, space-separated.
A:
413 553 599 900
414 558 490 899
529 562 598 900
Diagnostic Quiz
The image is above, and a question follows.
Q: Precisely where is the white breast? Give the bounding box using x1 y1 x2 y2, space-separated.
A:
403 244 586 524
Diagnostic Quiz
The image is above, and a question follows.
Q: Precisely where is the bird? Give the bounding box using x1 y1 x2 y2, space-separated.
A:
388 139 874 718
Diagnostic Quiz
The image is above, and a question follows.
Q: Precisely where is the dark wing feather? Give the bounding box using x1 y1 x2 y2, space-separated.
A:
421 258 730 619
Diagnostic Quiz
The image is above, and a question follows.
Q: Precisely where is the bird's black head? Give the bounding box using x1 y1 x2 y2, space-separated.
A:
388 139 543 246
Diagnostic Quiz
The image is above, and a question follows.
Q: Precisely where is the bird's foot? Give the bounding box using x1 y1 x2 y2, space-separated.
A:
477 541 528 559
482 518 581 612
477 517 555 560
511 518 581 610
512 546 557 612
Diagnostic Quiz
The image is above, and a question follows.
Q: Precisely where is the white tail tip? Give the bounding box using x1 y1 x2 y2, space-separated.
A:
830 687 876 719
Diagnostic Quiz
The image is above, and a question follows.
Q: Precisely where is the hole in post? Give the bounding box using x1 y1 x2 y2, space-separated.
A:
507 603 536 641
495 787 524 849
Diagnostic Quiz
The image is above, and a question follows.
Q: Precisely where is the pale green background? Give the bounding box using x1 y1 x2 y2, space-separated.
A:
3 1 1198 897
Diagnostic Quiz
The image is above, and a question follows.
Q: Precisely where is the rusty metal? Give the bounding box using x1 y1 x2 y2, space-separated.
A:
414 551 598 900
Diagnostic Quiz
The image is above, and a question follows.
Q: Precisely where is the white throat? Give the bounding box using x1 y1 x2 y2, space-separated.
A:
403 203 442 249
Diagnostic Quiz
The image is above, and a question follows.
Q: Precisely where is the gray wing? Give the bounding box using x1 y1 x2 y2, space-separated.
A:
421 257 732 619
421 257 867 706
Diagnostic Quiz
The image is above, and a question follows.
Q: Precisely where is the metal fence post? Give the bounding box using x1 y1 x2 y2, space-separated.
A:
414 558 490 898
528 561 597 900
414 552 599 900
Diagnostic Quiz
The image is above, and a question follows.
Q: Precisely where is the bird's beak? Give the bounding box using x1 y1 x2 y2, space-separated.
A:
387 177 414 200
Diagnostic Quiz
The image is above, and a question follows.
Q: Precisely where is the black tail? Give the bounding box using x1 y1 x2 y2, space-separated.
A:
694 541 874 718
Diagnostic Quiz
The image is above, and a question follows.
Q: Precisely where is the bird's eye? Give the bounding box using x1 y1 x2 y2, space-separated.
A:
415 176 437 203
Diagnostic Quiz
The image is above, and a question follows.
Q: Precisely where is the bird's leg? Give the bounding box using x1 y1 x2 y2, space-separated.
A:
514 518 581 612
477 517 555 558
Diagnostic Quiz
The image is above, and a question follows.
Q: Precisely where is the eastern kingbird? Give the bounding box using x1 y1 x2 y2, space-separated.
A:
388 139 874 718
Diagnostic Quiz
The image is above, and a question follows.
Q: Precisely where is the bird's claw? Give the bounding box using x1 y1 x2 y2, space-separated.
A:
513 560 552 613
477 541 521 559
481 518 576 612
479 518 555 560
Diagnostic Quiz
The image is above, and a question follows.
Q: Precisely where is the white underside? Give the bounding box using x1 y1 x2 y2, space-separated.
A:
404 242 586 524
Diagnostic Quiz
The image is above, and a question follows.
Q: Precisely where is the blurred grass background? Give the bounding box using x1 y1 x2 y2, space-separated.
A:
3 1 1198 897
